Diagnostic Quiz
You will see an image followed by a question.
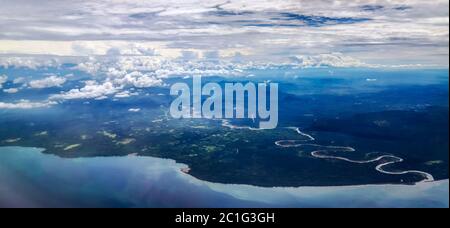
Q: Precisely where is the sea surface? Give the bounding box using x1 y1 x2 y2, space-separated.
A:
0 146 448 208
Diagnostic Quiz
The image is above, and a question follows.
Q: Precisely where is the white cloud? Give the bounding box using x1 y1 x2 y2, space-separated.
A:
0 0 447 67
50 81 120 100
0 100 56 109
3 88 19 93
289 53 372 68
29 75 67 89
77 55 244 79
0 57 61 69
76 58 102 75
128 108 141 112
114 71 163 88
95 95 108 100
114 90 138 98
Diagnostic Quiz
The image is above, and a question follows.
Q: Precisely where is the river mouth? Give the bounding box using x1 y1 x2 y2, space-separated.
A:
0 146 448 208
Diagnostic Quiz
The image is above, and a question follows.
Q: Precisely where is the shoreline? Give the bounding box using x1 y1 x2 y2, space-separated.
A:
1 146 448 208
0 145 446 189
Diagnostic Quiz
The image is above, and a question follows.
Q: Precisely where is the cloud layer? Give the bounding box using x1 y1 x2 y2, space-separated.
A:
0 100 56 109
0 0 448 67
0 0 448 108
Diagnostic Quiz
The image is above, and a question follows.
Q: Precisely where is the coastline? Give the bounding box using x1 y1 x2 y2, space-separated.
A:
1 146 448 208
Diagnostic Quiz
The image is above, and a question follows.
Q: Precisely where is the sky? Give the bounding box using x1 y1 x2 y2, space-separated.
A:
0 0 449 108
0 0 448 67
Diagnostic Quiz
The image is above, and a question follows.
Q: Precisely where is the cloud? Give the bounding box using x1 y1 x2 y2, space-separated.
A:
0 57 61 69
0 0 447 107
289 53 371 68
114 90 138 98
80 55 244 78
50 81 119 100
113 71 163 88
128 108 141 112
75 57 102 75
3 88 19 93
29 75 67 89
0 100 56 109
0 0 447 67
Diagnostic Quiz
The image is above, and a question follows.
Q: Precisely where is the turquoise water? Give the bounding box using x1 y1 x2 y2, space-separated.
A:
0 146 448 208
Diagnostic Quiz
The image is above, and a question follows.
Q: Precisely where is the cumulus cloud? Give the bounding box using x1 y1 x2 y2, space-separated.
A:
77 55 244 79
29 75 67 89
114 71 162 88
0 100 56 109
50 81 119 100
76 57 102 75
0 57 61 69
289 53 372 68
